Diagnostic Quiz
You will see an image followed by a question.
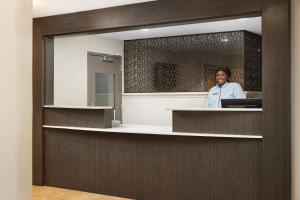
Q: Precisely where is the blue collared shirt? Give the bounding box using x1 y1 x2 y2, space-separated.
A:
207 82 246 108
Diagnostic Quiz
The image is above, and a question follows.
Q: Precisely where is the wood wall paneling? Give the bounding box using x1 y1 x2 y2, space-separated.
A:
35 0 262 36
33 19 45 185
44 37 54 105
44 108 113 128
45 129 262 200
262 0 291 199
173 111 262 135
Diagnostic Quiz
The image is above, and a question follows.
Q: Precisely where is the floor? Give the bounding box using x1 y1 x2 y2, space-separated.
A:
32 186 131 200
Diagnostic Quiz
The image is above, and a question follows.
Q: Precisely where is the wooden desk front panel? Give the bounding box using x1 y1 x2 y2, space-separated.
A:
44 129 262 200
173 111 262 135
44 108 112 128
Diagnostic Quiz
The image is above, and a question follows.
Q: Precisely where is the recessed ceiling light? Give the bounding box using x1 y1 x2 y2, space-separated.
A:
221 38 229 42
141 28 150 31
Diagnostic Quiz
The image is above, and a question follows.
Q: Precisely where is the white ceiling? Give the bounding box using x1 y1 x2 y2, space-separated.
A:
33 0 156 17
97 17 262 40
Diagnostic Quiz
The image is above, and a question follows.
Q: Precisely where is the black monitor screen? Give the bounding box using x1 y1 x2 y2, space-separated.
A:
221 99 262 108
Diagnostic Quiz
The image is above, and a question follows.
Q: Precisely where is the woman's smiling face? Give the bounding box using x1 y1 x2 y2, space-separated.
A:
215 70 228 85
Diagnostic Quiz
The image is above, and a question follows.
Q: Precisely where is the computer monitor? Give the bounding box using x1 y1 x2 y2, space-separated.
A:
221 99 262 108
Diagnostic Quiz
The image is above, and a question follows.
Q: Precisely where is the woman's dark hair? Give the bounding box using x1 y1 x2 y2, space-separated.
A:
215 67 232 81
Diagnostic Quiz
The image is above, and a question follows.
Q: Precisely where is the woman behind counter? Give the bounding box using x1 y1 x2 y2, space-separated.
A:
207 67 246 108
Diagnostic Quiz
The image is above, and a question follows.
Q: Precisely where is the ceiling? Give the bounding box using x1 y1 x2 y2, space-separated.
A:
33 0 156 17
97 17 262 41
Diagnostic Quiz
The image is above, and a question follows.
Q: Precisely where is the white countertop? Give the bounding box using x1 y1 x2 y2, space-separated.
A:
43 124 263 139
167 108 263 112
43 105 113 110
122 91 261 97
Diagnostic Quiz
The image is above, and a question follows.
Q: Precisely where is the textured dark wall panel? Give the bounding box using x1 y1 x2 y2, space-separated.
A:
244 32 262 91
45 128 262 200
124 31 262 93
44 108 113 128
173 110 262 135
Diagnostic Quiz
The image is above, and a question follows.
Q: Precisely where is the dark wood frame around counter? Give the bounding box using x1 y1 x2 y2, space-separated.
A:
33 0 291 200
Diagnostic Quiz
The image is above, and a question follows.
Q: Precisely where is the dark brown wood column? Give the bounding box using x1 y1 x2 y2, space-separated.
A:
262 0 291 199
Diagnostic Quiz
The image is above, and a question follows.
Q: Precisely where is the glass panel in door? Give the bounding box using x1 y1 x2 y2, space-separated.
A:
95 73 115 108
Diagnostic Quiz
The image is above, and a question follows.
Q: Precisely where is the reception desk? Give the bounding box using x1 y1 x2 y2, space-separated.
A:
41 106 263 200
169 108 263 135
43 105 113 128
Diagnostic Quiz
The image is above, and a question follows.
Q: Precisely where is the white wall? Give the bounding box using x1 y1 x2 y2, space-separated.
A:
54 35 124 106
0 0 32 200
122 92 258 126
292 0 300 199
122 93 208 126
